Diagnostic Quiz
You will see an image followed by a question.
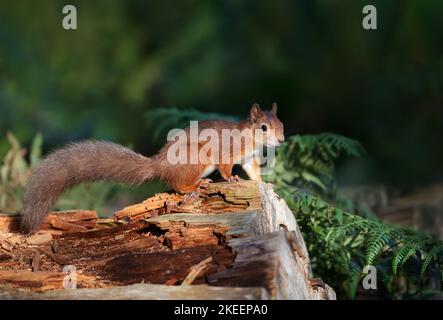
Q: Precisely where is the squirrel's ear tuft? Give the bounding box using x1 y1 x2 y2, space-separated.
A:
250 103 263 122
271 102 278 115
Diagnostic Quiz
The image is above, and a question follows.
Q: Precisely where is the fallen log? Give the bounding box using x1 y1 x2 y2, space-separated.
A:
0 283 270 300
0 181 335 300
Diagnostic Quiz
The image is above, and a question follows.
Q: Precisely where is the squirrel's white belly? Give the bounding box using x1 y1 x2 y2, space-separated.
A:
241 148 260 164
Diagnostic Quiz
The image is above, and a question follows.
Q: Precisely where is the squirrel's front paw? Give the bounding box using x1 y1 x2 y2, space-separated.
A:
226 175 243 182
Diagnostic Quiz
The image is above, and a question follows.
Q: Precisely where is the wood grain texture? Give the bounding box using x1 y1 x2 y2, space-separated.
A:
0 283 270 300
0 210 98 233
0 181 335 300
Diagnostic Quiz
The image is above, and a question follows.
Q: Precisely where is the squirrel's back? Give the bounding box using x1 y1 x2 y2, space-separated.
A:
21 140 156 233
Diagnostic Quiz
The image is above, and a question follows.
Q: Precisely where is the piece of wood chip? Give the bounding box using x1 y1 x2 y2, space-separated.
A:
31 251 40 272
26 232 53 246
47 219 88 232
39 248 67 266
165 278 179 286
114 193 181 221
0 254 12 262
181 256 213 286
0 239 13 252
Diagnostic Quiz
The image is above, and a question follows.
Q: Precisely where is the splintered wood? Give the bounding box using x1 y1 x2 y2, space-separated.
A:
0 185 238 292
113 180 262 222
0 210 98 233
0 219 235 291
0 181 336 299
114 193 181 221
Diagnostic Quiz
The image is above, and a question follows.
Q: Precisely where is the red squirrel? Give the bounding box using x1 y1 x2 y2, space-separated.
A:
21 103 285 233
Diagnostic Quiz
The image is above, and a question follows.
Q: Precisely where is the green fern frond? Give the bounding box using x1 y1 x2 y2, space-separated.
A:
365 229 393 266
291 133 365 159
348 263 363 299
279 180 443 298
327 214 377 243
266 133 364 195
421 243 443 276
378 265 394 293
145 107 239 140
392 244 418 275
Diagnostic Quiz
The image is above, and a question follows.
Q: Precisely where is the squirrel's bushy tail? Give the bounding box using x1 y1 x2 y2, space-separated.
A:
21 140 156 233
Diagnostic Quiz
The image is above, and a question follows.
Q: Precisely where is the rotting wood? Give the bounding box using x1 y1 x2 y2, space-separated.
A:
0 283 270 300
102 245 233 286
31 252 39 272
0 210 98 233
181 256 213 286
208 230 335 300
0 181 336 299
200 181 262 212
0 270 102 291
0 218 235 289
113 193 181 222
26 231 53 246
112 180 262 222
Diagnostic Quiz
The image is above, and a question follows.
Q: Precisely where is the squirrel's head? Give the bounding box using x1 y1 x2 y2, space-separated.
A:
249 102 285 147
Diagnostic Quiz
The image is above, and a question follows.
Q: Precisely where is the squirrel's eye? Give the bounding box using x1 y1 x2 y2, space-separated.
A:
261 124 268 131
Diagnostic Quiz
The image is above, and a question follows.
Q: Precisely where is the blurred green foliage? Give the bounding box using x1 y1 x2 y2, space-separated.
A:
267 133 365 193
265 133 443 299
145 107 238 141
0 0 442 188
0 132 115 214
0 132 37 212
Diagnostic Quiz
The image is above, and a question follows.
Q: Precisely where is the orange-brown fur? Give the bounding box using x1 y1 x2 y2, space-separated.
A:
21 103 284 233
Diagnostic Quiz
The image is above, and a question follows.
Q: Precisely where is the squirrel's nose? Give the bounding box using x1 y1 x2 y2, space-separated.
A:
278 137 285 144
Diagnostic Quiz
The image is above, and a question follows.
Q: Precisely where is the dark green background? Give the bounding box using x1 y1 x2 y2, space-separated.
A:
1 0 442 189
